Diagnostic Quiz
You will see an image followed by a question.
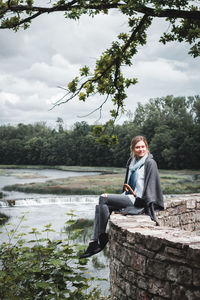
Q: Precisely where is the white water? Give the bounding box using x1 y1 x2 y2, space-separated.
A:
0 169 110 295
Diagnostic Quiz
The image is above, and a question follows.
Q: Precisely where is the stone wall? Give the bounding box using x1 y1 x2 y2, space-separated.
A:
109 194 200 300
157 194 200 232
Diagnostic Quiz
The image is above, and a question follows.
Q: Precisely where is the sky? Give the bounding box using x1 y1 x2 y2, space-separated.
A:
0 8 200 129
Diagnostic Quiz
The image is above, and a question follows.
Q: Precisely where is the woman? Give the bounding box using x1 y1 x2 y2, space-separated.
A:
79 136 164 259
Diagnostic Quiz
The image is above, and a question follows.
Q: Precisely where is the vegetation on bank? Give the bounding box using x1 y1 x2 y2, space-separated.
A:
2 168 200 195
0 212 109 299
0 165 124 174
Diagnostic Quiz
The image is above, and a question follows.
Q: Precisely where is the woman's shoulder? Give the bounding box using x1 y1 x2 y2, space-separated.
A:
145 153 157 167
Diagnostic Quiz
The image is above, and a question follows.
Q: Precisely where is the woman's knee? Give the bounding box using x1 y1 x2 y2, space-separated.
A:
99 194 108 205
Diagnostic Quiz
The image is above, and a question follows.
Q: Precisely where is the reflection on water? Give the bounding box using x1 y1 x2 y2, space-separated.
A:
0 169 109 295
0 197 110 295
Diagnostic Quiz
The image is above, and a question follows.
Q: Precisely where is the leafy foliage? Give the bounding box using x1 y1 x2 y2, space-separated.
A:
0 95 200 169
0 1 200 143
0 211 108 299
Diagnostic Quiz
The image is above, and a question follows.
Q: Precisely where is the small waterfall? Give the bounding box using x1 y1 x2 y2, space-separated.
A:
0 195 98 207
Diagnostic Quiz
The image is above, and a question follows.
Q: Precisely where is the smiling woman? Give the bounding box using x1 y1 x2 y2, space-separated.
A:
79 135 164 259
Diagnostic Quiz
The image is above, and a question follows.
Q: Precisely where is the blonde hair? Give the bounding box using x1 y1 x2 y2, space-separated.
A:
130 136 148 156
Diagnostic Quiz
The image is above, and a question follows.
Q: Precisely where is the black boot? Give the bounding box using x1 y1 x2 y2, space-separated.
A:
79 241 101 259
99 233 109 250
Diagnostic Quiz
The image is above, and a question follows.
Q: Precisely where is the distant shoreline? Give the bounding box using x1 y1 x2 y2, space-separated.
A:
1 165 200 196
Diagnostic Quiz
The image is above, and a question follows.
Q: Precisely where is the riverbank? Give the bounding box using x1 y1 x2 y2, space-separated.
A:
0 165 123 174
1 166 200 195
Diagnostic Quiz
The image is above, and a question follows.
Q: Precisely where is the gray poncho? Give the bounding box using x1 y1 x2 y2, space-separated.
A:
123 153 164 224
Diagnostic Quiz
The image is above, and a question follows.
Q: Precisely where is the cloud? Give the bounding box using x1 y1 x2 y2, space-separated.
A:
0 10 199 127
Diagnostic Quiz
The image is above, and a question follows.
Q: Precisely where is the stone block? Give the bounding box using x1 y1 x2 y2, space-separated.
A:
132 244 155 259
112 243 123 260
194 224 200 231
111 284 127 300
144 235 163 251
176 204 187 215
171 284 187 300
181 223 195 231
130 251 146 273
148 278 171 298
155 253 187 265
171 200 186 208
166 207 178 216
185 289 200 300
195 211 200 222
180 212 196 225
137 275 148 290
169 215 181 227
125 282 132 297
136 288 152 300
164 246 187 259
121 247 132 266
125 268 138 285
186 199 196 210
193 268 200 287
146 259 166 280
187 246 200 267
166 265 192 285
126 230 136 244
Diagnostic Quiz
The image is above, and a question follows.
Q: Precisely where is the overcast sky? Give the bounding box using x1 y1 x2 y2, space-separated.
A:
0 9 199 129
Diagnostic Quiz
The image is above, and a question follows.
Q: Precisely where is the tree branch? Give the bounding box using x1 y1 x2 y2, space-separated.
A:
0 2 200 29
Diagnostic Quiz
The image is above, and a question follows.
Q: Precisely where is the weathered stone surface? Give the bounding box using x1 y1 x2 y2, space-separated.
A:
187 245 200 266
110 194 200 300
193 268 200 286
186 199 196 209
130 251 146 273
171 284 188 300
136 288 152 300
166 265 192 285
137 275 148 290
164 246 187 258
148 278 171 298
146 259 166 280
197 201 200 209
132 244 155 259
143 235 164 251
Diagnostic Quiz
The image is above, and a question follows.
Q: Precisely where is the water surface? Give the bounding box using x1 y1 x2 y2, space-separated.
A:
0 169 109 295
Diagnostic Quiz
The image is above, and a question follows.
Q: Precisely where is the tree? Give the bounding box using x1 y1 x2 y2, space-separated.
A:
133 95 198 169
0 1 200 138
56 117 64 133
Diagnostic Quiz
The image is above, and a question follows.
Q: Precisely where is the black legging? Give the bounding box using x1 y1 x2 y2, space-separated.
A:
91 194 134 240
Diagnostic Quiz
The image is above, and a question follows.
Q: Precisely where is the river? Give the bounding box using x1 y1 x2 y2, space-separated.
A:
0 168 110 296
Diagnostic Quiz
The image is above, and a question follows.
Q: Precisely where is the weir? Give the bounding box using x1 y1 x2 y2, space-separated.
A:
109 194 200 300
0 195 98 207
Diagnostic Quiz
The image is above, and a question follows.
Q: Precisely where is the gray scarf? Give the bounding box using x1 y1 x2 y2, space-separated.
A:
127 153 148 190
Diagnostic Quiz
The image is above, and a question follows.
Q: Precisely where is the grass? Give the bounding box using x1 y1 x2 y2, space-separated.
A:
3 173 125 195
1 166 200 195
159 170 200 194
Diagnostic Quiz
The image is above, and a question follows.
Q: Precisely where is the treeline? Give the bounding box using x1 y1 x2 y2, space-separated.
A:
0 95 200 169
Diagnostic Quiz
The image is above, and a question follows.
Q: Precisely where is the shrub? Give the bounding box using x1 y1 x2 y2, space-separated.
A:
0 211 108 300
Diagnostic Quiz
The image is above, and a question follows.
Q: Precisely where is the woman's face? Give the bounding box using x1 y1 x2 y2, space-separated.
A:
134 140 148 158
